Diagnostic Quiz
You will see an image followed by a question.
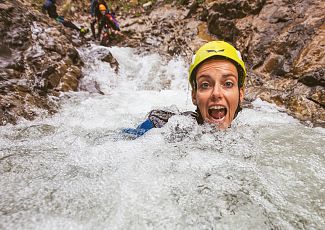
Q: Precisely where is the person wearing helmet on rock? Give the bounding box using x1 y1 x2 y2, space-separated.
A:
42 0 89 36
122 41 246 137
97 4 121 42
90 0 109 40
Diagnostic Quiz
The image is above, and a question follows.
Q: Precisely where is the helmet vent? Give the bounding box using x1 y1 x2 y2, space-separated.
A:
206 49 224 53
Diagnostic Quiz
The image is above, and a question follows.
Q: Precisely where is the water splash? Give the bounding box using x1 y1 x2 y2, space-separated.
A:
0 45 324 230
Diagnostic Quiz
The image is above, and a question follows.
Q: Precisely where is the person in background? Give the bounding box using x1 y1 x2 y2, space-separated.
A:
97 4 122 41
90 0 109 40
42 0 89 36
122 41 247 137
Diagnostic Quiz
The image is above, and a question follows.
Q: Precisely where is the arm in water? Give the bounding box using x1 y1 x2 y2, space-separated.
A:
121 110 175 138
121 110 198 138
122 119 155 137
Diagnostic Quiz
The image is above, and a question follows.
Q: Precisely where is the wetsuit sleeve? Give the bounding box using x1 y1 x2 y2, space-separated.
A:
108 14 120 31
121 119 154 137
147 110 175 128
121 110 181 138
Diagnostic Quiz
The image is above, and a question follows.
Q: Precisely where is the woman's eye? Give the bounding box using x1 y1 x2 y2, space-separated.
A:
200 82 210 89
224 81 234 88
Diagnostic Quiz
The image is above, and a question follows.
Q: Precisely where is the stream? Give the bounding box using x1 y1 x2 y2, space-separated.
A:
0 45 324 230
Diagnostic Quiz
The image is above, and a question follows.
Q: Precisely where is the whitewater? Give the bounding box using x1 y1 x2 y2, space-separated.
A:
0 45 324 230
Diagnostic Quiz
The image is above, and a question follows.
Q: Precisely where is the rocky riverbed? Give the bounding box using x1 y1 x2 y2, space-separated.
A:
0 0 324 126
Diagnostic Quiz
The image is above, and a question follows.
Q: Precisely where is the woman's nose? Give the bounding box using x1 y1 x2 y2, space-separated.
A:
210 83 222 100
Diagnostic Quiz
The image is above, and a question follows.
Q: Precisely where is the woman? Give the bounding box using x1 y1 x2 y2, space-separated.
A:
123 41 247 137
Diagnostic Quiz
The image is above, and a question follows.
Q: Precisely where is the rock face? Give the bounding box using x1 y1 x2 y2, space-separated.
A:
205 0 325 126
0 0 85 125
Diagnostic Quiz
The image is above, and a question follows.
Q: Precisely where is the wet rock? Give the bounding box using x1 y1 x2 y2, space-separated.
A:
293 25 325 75
143 1 152 9
207 17 239 42
67 47 83 65
262 54 285 75
0 108 16 126
0 44 12 60
299 68 325 87
286 96 312 119
201 0 324 125
57 63 81 92
208 0 266 20
0 0 85 125
308 87 325 108
58 73 79 92
185 1 198 19
102 53 119 73
39 65 61 90
130 0 138 5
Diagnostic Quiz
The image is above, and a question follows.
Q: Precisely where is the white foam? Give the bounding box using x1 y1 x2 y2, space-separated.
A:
0 45 324 230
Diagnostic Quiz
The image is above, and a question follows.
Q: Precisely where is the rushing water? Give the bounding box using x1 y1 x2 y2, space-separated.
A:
0 45 324 230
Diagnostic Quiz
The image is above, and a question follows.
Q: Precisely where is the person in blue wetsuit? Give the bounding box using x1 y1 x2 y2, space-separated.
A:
123 41 247 138
42 0 88 35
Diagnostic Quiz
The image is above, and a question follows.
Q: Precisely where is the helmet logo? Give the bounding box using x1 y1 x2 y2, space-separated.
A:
206 49 224 53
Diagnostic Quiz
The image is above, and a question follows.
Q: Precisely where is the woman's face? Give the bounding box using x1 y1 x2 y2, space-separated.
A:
192 59 244 129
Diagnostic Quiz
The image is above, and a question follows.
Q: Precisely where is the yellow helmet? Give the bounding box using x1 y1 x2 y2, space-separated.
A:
99 4 106 11
189 41 247 88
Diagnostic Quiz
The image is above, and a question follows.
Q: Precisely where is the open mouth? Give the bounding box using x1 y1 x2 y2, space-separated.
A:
208 105 227 120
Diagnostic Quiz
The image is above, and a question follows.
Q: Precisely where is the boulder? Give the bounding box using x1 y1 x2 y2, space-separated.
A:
0 0 84 125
